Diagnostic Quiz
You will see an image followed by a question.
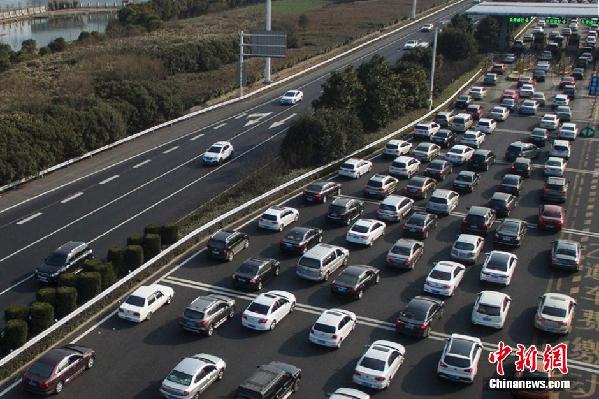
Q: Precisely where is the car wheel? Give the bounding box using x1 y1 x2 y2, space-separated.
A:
424 326 431 337
318 236 322 243
336 339 342 349
336 188 342 196
274 267 280 276
229 307 235 318
270 320 277 330
345 218 351 226
278 225 283 232
343 257 348 266
294 214 299 222
302 246 308 254
290 302 296 312
206 324 214 336
86 357 95 369
356 290 364 300
292 379 300 392
146 312 153 321
55 381 64 394
323 272 330 281
218 368 225 380
257 281 263 290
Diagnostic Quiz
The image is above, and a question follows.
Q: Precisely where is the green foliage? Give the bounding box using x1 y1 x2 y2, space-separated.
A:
57 272 77 288
36 288 57 306
20 39 37 54
83 261 117 290
76 272 101 303
125 245 144 270
144 224 162 235
154 39 238 75
1 319 28 355
127 235 144 246
78 31 91 41
107 246 127 277
143 234 162 259
449 14 472 33
298 14 309 30
161 224 179 246
55 287 78 319
438 28 478 61
475 17 501 53
38 47 51 56
4 304 29 322
29 302 54 336
48 37 67 53
312 66 365 112
83 259 103 273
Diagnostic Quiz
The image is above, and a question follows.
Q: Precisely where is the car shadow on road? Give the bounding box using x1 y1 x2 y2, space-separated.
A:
400 351 466 396
507 306 538 345
143 317 204 346
277 326 334 358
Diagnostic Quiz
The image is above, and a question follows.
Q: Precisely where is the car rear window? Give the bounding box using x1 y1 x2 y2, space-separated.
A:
429 269 451 280
261 214 278 221
28 361 54 379
542 306 567 318
352 225 370 234
454 117 467 124
471 154 485 162
408 215 427 226
285 230 306 242
556 248 577 257
166 370 193 386
368 180 383 188
379 204 396 212
359 357 386 371
306 183 324 193
313 323 336 333
45 252 68 267
125 295 145 307
479 121 490 127
456 174 473 182
183 308 204 320
298 257 322 269
503 176 519 185
247 302 270 315
444 355 470 368
390 245 411 256
546 183 564 191
341 163 355 170
476 303 501 316
329 204 347 213
208 145 223 153
409 179 426 187
543 209 561 218
238 262 261 274
465 214 485 225
454 242 474 250
392 161 407 168
553 145 568 152
428 196 446 204
487 254 510 271
499 222 519 234
386 143 398 150
207 238 226 249
335 272 359 286
428 162 444 170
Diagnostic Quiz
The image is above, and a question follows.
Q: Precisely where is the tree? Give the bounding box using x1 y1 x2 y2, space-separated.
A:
312 66 364 112
475 17 501 53
48 37 66 53
20 39 37 54
449 14 472 33
298 14 309 30
438 28 478 61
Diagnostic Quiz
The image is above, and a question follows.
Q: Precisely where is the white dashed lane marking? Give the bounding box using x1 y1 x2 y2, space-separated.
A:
60 192 84 204
162 146 180 154
190 133 204 141
16 212 42 225
132 160 151 169
213 123 226 130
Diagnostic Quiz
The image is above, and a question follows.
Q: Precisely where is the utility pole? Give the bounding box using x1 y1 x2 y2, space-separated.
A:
411 0 417 19
239 31 244 97
264 0 272 84
429 28 438 111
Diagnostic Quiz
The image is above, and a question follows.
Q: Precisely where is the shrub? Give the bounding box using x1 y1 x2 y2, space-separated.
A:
29 302 54 336
83 258 103 273
144 224 162 235
48 37 66 53
76 272 101 303
143 234 162 259
36 287 57 306
107 246 127 277
57 272 77 287
161 224 179 246
38 47 51 56
82 261 117 290
1 319 28 354
124 245 144 270
127 235 144 246
55 287 78 319
4 304 29 322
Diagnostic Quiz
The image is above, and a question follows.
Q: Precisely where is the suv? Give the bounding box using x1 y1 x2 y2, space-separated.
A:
326 197 364 225
505 141 539 161
302 181 341 203
180 294 235 336
426 189 459 216
364 174 399 198
437 334 483 383
542 177 568 203
529 128 547 147
468 149 495 172
35 241 93 284
207 230 249 261
232 258 281 290
430 129 456 148
234 362 301 399
296 244 349 281
462 206 496 236
483 73 497 85
434 111 456 127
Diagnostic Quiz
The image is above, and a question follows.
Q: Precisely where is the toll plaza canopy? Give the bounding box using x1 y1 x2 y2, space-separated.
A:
465 2 599 18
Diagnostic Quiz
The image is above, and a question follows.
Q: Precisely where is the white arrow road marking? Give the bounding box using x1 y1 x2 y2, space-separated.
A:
213 123 226 130
269 113 297 129
98 175 120 185
244 112 272 127
132 160 151 169
190 133 204 141
60 192 84 204
17 212 42 225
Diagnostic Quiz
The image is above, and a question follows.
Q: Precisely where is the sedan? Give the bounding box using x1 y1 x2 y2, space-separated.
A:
497 174 522 196
309 308 357 348
489 106 510 121
22 345 95 395
501 89 519 100
477 118 496 134
511 157 532 177
338 158 372 179
424 261 466 297
437 334 483 383
232 258 280 290
353 341 406 390
412 142 441 162
538 204 566 231
551 239 582 271
118 284 174 323
466 104 484 120
241 291 296 331
420 23 434 32
329 388 370 399
424 159 453 181
279 226 323 255
331 265 380 300
346 219 386 246
303 181 341 203
451 234 484 264
430 129 456 148
403 212 438 239
544 157 566 177
469 86 487 99
494 218 527 247
552 94 570 109
531 91 546 106
540 114 559 130
386 239 424 270
279 90 303 105
518 99 539 115
455 95 472 109
500 98 517 112
519 84 535 98
160 354 225 398
452 171 480 193
480 251 518 286
460 130 485 149
403 40 418 49
534 293 576 335
555 105 572 122
396 296 444 338
461 206 496 236
445 145 474 164
487 192 517 218
402 176 436 199
468 149 495 172
529 128 547 147
471 291 511 329
558 122 578 140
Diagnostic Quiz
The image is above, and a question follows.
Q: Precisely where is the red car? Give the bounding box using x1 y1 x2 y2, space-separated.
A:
501 89 520 101
538 204 566 231
466 104 484 119
559 76 575 90
22 345 95 395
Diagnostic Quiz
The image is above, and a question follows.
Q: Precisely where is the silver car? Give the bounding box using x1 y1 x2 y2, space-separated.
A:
534 293 576 335
550 240 582 271
160 354 226 398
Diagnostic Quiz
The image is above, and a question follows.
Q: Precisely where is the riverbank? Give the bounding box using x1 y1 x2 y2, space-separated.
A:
0 7 117 24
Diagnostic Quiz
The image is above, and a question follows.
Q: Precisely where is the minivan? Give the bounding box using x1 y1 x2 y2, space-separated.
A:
296 244 349 281
550 140 571 159
450 113 473 133
376 195 414 222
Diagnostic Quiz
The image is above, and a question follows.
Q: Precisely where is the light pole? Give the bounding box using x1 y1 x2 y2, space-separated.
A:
428 27 438 111
411 0 417 19
264 0 272 84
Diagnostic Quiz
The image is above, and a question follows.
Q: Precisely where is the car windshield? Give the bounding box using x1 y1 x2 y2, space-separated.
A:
465 214 485 225
454 242 474 250
298 257 321 269
477 303 501 316
391 245 411 256
166 370 193 386
444 355 470 368
471 154 485 162
335 272 359 286
247 302 270 315
207 238 226 249
341 163 355 170
45 252 68 267
542 305 567 318
183 308 204 320
415 144 430 152
556 248 577 257
359 357 386 371
403 303 429 321
429 269 451 280
456 174 473 182
28 361 54 378
408 215 426 226
503 176 519 185
352 225 370 234
238 262 260 274
487 254 510 271
313 323 336 333
125 295 145 307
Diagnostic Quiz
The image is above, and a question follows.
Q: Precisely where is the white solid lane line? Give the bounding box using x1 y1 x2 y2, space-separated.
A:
213 123 226 130
162 146 179 154
0 379 20 397
98 175 120 185
0 274 34 296
60 192 84 204
132 159 151 169
16 212 42 225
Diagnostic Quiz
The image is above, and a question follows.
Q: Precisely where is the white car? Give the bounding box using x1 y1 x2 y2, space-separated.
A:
519 84 535 98
437 334 483 383
279 89 303 105
534 293 576 335
413 122 441 140
309 308 357 348
558 122 578 140
420 23 434 32
329 388 370 399
544 157 567 177
346 219 386 246
338 158 373 178
426 189 459 215
423 261 466 297
480 251 517 286
536 61 551 72
460 130 485 149
384 139 412 157
118 284 174 323
477 118 496 134
241 291 296 331
258 206 299 231
469 86 487 100
519 99 539 115
412 142 440 162
403 40 418 49
202 141 234 165
352 340 406 389
160 354 225 398
389 156 420 177
532 26 544 34
552 94 570 108
471 291 511 329
445 145 475 164
416 40 430 48
489 106 509 121
540 114 559 130
451 234 484 264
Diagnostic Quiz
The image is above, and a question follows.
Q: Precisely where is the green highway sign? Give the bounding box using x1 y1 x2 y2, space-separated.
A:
545 17 567 25
581 18 598 26
580 127 596 138
509 16 530 24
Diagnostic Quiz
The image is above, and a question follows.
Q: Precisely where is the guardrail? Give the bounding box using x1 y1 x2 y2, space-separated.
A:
0 0 463 194
0 66 483 369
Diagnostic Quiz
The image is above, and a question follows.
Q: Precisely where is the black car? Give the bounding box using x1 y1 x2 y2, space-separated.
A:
326 197 364 225
402 176 437 199
505 141 540 162
498 174 523 196
330 265 380 300
430 129 456 148
403 212 438 239
234 362 301 399
529 128 547 147
462 206 496 236
452 171 480 193
207 230 250 261
571 68 584 81
542 177 568 203
424 159 452 181
494 219 527 247
468 149 496 172
279 227 323 254
395 296 444 338
487 192 517 218
455 95 472 109
533 69 546 82
232 258 280 290
302 181 341 203
35 241 93 284
511 157 532 177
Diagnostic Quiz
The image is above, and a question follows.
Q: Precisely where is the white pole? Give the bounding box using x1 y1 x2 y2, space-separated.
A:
239 31 244 97
411 0 417 19
429 28 438 111
264 0 271 84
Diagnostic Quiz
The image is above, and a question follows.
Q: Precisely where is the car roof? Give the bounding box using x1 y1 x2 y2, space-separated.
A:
415 142 436 149
317 309 351 326
479 290 508 307
365 340 405 360
353 219 379 228
305 243 342 258
174 356 210 374
434 261 462 272
263 206 289 216
468 206 491 216
514 157 531 164
211 229 235 241
502 218 524 226
394 238 420 248
382 195 410 205
130 284 166 298
331 197 354 206
395 155 416 163
555 239 578 250
211 141 231 147
55 241 87 254
387 139 408 145
457 170 476 177
491 191 512 201
450 144 470 151
543 204 563 212
39 347 77 365
188 295 224 311
456 234 481 244
288 226 312 235
368 173 391 182
542 293 574 308
342 265 373 276
344 158 364 165
431 189 455 198
562 122 576 128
